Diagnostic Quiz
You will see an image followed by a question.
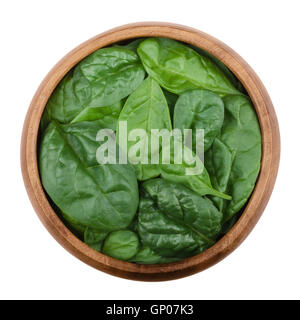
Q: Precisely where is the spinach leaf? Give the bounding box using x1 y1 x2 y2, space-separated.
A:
39 120 139 231
117 77 172 180
73 47 145 108
205 95 261 221
160 138 231 200
173 89 224 151
102 230 139 260
41 70 126 131
41 70 82 129
137 38 240 96
138 179 223 258
160 163 231 200
190 45 246 93
205 138 233 212
84 228 108 252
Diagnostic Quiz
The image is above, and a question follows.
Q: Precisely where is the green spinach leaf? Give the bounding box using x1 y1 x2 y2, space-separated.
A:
102 230 139 260
41 70 82 129
160 138 231 200
39 120 139 231
205 137 233 212
190 45 246 93
174 89 224 151
117 77 172 180
73 47 145 108
41 69 126 131
138 179 223 258
137 38 240 96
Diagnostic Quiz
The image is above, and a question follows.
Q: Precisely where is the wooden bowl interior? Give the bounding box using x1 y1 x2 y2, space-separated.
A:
21 22 280 281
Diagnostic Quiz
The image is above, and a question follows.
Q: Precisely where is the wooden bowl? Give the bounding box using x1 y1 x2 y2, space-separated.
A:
21 22 280 281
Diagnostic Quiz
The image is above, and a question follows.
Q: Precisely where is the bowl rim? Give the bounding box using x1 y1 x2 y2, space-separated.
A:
21 22 280 281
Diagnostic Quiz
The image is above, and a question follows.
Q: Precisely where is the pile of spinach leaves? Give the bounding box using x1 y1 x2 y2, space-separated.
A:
39 37 261 264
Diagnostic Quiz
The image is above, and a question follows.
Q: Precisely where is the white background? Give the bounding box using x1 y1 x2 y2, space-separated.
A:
0 0 298 300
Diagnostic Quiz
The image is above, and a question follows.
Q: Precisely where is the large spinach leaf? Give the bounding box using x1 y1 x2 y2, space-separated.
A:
138 179 223 258
102 230 139 260
205 95 261 221
117 77 172 180
173 89 224 151
73 47 145 108
39 120 139 231
137 38 240 96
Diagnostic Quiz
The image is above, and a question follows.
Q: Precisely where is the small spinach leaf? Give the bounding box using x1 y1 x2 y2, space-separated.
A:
102 230 139 260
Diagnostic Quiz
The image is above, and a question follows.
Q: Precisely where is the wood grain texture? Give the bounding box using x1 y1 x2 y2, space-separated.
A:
21 22 280 281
